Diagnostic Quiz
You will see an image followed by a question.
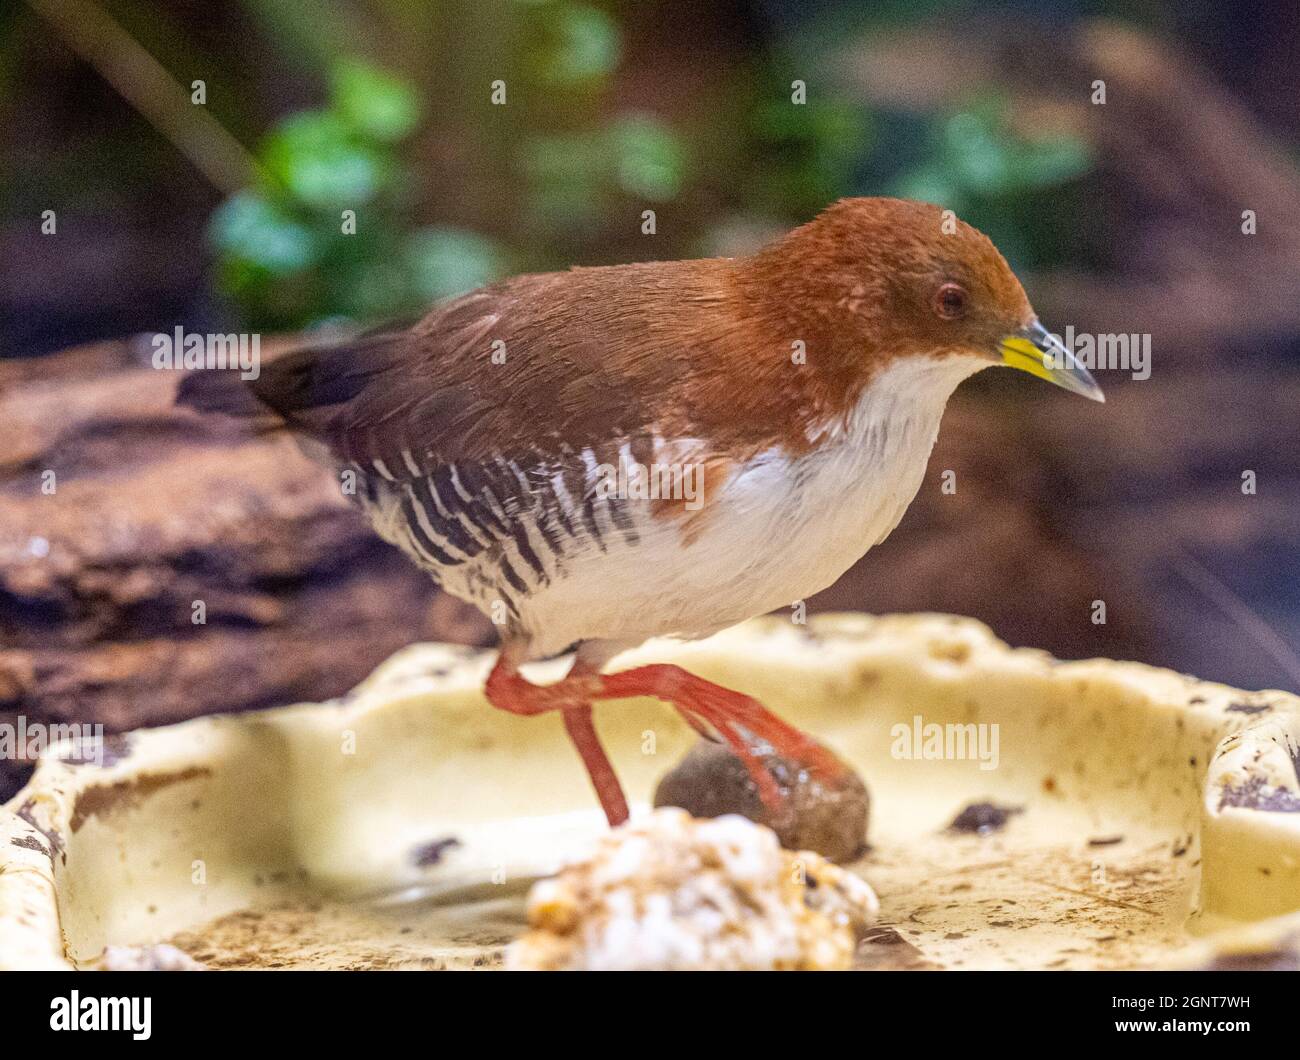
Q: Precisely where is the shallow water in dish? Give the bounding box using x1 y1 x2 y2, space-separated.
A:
151 802 1200 971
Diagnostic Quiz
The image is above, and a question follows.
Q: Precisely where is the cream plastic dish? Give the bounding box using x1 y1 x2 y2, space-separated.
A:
3 613 1299 970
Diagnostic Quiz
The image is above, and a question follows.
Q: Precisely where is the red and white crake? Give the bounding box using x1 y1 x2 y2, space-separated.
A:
180 197 1103 827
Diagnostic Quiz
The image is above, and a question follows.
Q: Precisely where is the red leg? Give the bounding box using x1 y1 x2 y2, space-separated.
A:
485 653 629 826
483 650 841 824
560 706 629 826
594 664 844 813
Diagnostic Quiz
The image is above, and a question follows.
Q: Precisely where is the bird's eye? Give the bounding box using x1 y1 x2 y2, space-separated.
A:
934 283 967 320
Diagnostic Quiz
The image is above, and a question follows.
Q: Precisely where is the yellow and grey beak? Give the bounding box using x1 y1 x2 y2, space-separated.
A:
1000 319 1105 403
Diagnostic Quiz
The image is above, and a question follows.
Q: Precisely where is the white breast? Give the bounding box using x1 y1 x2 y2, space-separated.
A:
517 354 986 657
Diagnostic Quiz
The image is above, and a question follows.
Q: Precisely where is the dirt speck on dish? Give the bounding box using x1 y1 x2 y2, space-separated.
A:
947 801 1023 835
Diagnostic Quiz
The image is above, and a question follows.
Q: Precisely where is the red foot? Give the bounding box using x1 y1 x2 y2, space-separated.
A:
598 664 844 813
483 654 841 826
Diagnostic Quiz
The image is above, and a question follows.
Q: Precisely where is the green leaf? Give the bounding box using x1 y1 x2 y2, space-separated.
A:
943 110 1013 196
753 99 869 154
208 191 319 274
544 5 620 84
262 112 387 208
891 165 962 211
1012 136 1092 188
609 116 684 201
332 61 420 143
941 98 1093 195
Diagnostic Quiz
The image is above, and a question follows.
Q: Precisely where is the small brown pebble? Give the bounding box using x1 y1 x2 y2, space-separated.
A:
652 738 868 862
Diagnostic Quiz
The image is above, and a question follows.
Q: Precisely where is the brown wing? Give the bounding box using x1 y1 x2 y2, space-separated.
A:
178 254 823 488
226 266 717 476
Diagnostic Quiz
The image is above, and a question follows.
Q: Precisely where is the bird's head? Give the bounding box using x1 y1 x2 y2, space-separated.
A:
743 197 1103 403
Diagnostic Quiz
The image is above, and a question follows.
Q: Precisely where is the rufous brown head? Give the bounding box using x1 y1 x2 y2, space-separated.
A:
742 197 1103 402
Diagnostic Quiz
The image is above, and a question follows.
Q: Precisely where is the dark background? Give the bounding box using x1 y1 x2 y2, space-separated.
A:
2 0 1298 797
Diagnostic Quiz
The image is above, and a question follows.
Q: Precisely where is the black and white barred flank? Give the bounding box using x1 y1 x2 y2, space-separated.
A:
351 444 641 625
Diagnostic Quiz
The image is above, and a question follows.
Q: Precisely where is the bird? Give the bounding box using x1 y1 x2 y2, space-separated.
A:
178 196 1103 828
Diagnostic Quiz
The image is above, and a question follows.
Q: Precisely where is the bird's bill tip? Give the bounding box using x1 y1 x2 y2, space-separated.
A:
999 320 1105 403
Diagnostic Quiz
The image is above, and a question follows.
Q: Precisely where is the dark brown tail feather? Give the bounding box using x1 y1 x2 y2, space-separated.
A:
176 329 415 443
175 368 278 421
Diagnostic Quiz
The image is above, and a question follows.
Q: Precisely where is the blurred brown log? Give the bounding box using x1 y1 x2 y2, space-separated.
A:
0 339 493 797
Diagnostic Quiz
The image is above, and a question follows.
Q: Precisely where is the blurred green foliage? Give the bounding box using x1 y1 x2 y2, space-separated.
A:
211 1 693 330
210 58 506 329
748 96 873 218
529 1 621 84
204 1 1094 331
891 95 1093 268
507 4 686 246
520 115 685 229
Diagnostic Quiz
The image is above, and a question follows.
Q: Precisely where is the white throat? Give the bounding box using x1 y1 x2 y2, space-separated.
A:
832 354 987 449
763 353 987 589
